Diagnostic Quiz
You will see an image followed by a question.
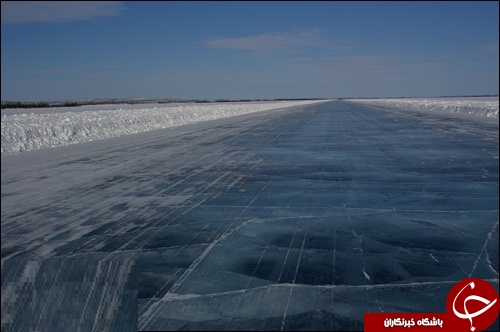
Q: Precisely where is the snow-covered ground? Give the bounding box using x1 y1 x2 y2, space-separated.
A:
1 100 325 155
348 97 498 119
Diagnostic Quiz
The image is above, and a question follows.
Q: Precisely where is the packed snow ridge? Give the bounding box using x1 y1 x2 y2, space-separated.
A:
1 100 325 155
349 97 499 119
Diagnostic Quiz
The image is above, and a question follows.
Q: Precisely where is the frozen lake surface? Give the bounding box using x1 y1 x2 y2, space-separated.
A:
1 101 498 331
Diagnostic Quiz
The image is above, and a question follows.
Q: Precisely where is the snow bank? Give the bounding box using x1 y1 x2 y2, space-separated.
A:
1 100 324 155
348 97 499 119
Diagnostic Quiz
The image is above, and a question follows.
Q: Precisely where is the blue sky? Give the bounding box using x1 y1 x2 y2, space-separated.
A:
1 1 498 101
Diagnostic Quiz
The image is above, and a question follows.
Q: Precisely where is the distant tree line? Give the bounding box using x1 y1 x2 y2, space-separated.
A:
1 97 327 109
1 101 79 109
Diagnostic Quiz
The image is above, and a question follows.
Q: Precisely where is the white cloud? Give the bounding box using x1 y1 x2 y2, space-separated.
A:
204 29 329 55
1 1 125 24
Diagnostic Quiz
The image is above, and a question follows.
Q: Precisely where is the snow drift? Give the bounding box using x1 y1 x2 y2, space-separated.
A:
348 97 499 119
1 100 325 155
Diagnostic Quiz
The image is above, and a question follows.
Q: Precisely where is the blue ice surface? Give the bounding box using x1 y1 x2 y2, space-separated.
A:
1 101 498 331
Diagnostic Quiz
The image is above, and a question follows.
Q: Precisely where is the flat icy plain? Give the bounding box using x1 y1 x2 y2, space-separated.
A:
1 100 498 331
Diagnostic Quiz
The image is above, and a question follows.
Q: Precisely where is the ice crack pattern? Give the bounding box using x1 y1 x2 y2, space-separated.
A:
1 100 498 331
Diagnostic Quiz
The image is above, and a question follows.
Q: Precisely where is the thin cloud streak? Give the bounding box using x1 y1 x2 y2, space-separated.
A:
476 42 499 54
204 29 330 55
4 64 123 75
273 49 491 76
269 52 458 85
1 1 125 24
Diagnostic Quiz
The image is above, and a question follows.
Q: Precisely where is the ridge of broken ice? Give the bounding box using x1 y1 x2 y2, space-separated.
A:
1 100 325 155
348 97 499 119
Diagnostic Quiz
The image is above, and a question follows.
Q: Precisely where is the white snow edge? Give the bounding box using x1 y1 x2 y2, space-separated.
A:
348 97 499 119
1 100 326 155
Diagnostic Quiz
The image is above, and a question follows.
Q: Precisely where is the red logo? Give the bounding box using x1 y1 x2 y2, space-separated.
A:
446 278 499 331
364 278 499 331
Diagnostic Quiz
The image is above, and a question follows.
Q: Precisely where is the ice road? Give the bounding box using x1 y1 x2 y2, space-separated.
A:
1 100 498 331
